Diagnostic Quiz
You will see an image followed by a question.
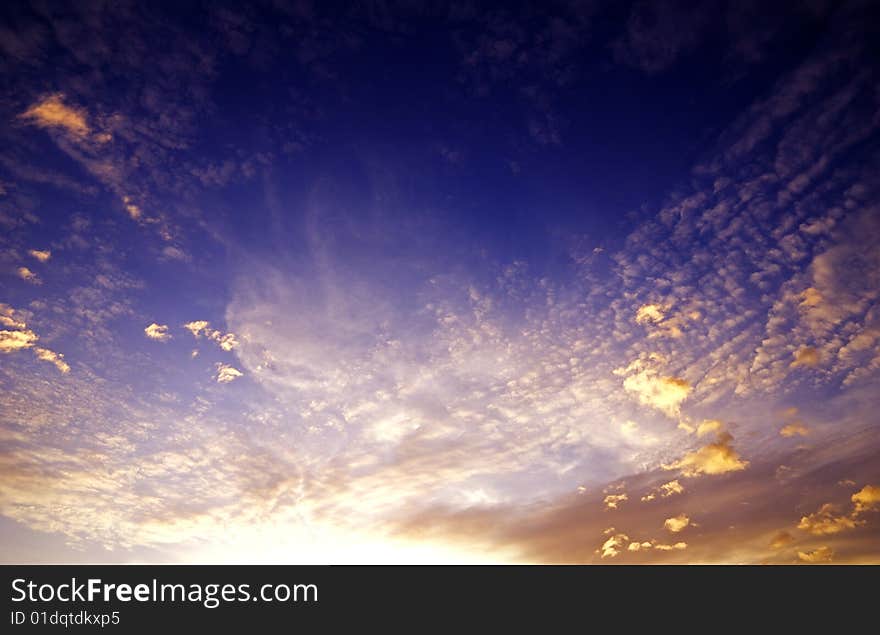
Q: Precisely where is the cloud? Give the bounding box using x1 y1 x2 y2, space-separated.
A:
0 304 27 330
0 304 69 372
696 420 723 437
144 323 171 342
16 266 40 284
214 363 243 384
660 480 684 497
600 533 629 558
635 303 665 324
851 485 880 515
780 422 810 438
604 493 628 510
642 479 684 502
33 347 70 373
663 513 690 533
663 432 749 477
185 320 239 351
790 346 820 369
798 546 833 563
0 329 38 352
769 531 793 549
616 359 691 418
19 94 90 139
797 504 859 535
28 249 51 262
653 541 687 551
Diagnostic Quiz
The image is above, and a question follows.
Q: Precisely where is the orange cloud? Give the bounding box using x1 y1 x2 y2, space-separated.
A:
144 323 171 342
215 363 243 384
604 493 628 510
19 94 90 139
34 347 70 373
663 514 690 533
797 546 833 563
790 346 820 368
780 422 810 438
16 267 40 284
662 432 748 477
797 504 859 535
769 531 793 549
28 249 51 262
851 485 880 515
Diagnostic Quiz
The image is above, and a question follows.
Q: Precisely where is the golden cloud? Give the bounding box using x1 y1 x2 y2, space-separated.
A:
797 546 833 563
662 431 748 477
0 304 27 330
185 320 239 351
660 480 684 497
635 303 665 324
696 419 723 437
790 346 820 368
663 514 690 533
780 422 810 437
28 249 51 263
16 267 40 284
0 329 38 353
604 493 628 510
769 531 793 549
653 542 687 551
215 363 243 384
34 347 70 373
617 360 691 418
599 533 629 558
19 94 90 139
851 485 880 515
797 503 859 535
144 323 171 342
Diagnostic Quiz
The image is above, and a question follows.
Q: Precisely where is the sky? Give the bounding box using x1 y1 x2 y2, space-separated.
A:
1 0 879 564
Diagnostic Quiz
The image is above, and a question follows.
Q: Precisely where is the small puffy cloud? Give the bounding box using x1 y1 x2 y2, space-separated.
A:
797 546 833 563
635 303 665 324
184 320 210 336
696 419 723 437
851 485 880 515
600 533 629 558
627 541 653 552
162 246 189 261
660 480 684 497
663 432 748 477
616 359 691 418
28 249 51 262
790 346 820 368
0 329 38 352
642 479 684 502
769 531 794 549
780 422 810 437
16 267 40 284
604 493 628 510
663 514 690 533
185 320 239 351
0 304 27 330
122 196 143 221
144 323 171 342
215 363 243 384
797 504 859 535
653 542 687 551
19 94 89 139
0 304 69 372
34 347 70 373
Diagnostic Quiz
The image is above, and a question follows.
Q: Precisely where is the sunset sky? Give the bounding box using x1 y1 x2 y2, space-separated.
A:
1 1 879 564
